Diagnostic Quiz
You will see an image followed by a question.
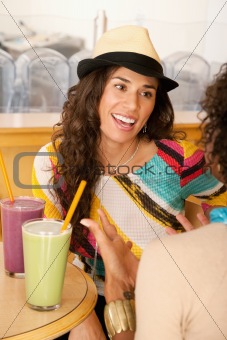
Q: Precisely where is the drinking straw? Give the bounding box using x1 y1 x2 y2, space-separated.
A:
61 180 87 232
0 150 14 202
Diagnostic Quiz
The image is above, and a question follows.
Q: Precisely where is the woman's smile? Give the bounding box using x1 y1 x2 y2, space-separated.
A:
112 113 136 130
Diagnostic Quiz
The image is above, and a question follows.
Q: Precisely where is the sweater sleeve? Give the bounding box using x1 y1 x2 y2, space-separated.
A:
180 140 227 206
135 225 227 340
32 142 64 219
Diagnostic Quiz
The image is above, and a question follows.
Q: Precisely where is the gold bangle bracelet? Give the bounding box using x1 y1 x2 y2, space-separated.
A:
104 299 136 339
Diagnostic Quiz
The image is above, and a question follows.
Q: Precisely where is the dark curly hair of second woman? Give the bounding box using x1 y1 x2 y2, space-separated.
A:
200 63 227 185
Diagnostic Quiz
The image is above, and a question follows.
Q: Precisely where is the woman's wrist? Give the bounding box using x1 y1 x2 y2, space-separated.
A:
104 296 136 339
104 275 135 303
104 275 136 338
105 287 134 304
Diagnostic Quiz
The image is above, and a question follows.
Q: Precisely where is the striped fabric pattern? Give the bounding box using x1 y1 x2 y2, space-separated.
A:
32 139 227 262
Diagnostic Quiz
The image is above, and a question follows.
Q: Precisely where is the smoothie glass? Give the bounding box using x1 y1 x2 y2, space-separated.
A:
0 196 45 278
22 218 72 311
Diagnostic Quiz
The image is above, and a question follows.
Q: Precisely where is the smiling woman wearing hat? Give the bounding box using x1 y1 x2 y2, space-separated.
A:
32 25 227 337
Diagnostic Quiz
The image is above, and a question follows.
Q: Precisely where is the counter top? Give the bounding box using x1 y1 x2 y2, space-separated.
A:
0 111 204 128
0 113 61 128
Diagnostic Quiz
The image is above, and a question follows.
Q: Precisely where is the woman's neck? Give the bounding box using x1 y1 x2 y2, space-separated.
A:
99 138 140 174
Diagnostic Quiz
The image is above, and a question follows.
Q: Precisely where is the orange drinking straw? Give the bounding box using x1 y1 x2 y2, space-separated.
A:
0 150 14 202
61 180 87 232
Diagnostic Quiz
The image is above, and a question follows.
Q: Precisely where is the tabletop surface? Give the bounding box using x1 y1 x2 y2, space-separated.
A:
0 243 97 340
0 111 202 128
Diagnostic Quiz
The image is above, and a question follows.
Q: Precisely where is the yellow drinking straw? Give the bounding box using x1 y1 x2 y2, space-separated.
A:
0 150 14 203
61 180 87 232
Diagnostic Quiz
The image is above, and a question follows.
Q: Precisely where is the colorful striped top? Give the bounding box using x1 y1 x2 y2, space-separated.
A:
32 139 227 290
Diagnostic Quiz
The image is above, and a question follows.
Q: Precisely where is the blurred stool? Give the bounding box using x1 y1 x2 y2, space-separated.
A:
13 47 69 113
164 51 210 111
0 49 15 113
209 61 223 81
68 49 91 87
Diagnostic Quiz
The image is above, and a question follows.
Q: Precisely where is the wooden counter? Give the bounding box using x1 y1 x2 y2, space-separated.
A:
0 127 54 199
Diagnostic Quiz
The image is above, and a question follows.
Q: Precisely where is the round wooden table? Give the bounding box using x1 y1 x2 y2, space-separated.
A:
0 243 97 339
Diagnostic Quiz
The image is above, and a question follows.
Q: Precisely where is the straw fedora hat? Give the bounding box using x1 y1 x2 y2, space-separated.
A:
77 25 178 92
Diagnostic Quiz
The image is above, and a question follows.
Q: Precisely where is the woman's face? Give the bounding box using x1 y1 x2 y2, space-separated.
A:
98 67 158 145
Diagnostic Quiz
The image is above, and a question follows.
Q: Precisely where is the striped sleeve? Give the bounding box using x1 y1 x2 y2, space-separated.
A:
180 140 227 206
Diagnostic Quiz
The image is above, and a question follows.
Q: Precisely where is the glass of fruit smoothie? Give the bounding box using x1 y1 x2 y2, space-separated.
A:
0 196 45 278
22 218 72 310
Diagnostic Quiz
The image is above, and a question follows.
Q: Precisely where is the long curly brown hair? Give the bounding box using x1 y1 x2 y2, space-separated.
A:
200 63 227 185
51 65 181 249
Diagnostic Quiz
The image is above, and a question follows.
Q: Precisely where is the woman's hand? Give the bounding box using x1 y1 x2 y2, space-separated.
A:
81 209 139 303
166 212 209 235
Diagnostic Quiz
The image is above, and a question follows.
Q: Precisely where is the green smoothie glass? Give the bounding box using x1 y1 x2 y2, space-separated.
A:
22 218 72 311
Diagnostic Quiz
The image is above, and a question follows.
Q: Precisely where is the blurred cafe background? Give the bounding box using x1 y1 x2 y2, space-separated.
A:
0 0 226 114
